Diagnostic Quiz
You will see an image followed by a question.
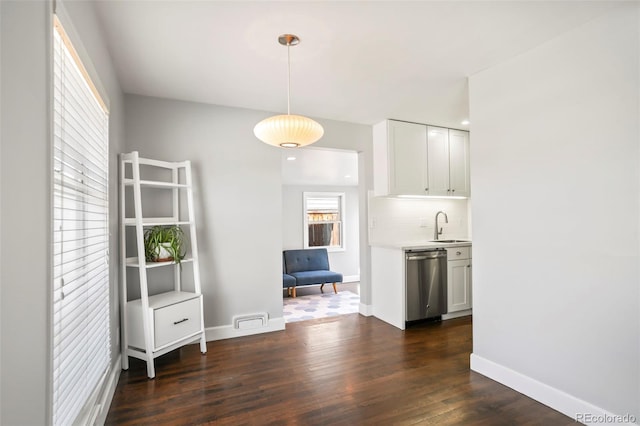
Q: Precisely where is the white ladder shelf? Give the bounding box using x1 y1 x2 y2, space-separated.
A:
119 151 207 378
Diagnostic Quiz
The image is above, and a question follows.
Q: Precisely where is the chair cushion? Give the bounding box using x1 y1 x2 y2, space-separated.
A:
283 274 296 288
289 270 343 286
284 248 330 274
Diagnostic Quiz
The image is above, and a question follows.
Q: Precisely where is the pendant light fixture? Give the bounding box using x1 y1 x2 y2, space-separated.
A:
254 34 324 148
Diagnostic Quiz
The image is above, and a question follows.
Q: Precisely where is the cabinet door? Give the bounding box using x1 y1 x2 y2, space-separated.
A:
427 126 450 196
447 259 472 312
388 120 428 195
448 130 470 197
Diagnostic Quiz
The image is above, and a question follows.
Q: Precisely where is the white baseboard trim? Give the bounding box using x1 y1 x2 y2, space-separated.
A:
470 354 638 426
95 354 122 426
205 317 286 341
359 303 373 316
343 275 360 283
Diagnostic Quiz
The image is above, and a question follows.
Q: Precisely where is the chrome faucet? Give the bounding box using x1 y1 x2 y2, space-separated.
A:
434 211 448 240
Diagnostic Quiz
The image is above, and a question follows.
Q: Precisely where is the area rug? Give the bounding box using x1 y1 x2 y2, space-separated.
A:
283 291 360 323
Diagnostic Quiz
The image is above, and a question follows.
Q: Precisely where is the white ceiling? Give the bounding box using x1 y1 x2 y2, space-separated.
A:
94 1 620 129
281 148 358 186
94 0 619 186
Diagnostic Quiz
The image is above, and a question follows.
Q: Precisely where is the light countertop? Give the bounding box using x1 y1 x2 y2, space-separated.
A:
370 240 471 251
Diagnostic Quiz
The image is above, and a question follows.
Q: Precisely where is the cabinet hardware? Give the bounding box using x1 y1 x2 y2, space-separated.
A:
452 189 455 193
425 188 428 192
456 251 461 255
173 318 189 325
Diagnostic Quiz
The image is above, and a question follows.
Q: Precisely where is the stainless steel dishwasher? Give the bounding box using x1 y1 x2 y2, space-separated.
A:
405 249 447 322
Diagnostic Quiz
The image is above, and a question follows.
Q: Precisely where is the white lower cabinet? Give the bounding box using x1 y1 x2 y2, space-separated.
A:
446 246 472 313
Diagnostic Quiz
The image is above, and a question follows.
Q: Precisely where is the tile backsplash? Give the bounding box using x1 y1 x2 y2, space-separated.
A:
368 193 471 245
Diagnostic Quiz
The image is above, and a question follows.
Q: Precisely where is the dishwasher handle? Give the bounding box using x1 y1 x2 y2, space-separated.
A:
407 255 428 261
406 250 447 261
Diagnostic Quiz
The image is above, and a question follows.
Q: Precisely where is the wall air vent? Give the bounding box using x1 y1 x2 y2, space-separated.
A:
233 313 269 330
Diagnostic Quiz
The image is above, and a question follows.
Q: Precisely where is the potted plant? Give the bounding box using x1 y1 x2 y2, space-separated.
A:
143 225 186 263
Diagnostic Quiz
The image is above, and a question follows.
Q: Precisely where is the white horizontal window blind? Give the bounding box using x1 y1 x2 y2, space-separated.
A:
52 16 110 426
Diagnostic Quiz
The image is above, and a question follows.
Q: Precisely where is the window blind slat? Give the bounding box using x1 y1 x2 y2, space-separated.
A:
53 138 108 177
53 261 107 297
56 292 108 362
54 156 108 188
52 18 110 426
53 177 107 203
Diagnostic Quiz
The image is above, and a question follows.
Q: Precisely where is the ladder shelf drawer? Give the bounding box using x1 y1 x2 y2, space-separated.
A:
126 292 202 351
154 297 202 348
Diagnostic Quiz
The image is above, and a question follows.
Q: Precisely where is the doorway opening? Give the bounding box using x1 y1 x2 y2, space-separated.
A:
281 147 360 323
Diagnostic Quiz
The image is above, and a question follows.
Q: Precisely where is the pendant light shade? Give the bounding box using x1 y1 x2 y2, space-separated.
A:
254 114 324 148
254 34 324 148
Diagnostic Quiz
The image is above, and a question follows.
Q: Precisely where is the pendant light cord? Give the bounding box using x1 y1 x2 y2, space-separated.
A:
287 43 291 115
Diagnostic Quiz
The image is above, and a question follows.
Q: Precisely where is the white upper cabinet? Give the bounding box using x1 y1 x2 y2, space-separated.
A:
426 126 450 196
389 120 428 195
373 119 428 196
373 119 470 197
448 129 471 197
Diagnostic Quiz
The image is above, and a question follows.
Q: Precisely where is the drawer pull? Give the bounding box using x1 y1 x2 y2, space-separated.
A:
173 318 189 325
456 251 461 255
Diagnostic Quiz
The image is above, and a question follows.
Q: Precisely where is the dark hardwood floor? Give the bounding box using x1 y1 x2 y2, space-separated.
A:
106 315 574 425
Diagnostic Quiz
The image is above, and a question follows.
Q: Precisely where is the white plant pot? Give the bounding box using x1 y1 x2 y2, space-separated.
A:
155 243 174 262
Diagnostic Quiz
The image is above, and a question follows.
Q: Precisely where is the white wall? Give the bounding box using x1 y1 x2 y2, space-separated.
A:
469 4 639 420
368 197 470 246
282 185 360 279
0 0 125 423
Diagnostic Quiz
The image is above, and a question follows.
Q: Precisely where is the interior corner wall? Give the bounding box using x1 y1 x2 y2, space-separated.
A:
124 95 285 326
282 185 360 279
469 4 639 420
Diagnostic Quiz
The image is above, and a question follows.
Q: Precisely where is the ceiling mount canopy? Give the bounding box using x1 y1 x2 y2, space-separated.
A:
254 34 324 148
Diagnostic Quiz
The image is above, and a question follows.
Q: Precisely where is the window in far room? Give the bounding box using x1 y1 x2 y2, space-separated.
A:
303 192 345 251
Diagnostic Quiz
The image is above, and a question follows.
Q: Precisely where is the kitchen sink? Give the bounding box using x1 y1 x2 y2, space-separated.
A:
430 239 469 243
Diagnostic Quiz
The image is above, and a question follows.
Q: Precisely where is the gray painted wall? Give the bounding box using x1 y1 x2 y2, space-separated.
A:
282 185 360 279
0 0 125 423
124 95 373 326
469 4 639 418
124 95 285 326
1 2 50 423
